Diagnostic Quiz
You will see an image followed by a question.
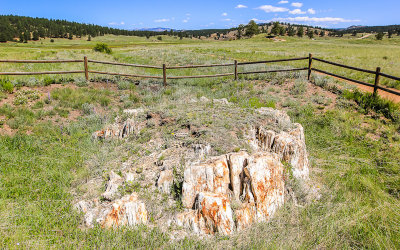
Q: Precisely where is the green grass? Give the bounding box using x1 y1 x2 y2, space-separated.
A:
1 34 400 89
0 34 399 248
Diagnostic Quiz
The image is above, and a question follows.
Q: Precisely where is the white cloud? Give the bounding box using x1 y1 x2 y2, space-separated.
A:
289 9 306 14
108 21 125 26
252 18 270 23
278 1 289 4
291 2 303 7
222 18 232 21
235 4 248 8
183 19 188 23
307 8 316 14
222 13 228 16
154 18 170 23
257 5 289 13
273 16 360 23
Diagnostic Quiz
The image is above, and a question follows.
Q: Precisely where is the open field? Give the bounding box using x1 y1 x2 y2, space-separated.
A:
0 35 400 248
1 34 400 89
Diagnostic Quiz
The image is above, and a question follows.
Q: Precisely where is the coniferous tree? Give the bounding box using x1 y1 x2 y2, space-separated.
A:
287 26 295 36
297 27 304 37
32 30 39 41
307 30 314 39
271 22 281 35
375 32 384 40
245 20 259 37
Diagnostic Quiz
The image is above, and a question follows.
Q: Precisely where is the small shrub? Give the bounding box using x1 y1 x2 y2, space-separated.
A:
75 77 88 87
342 89 400 122
117 80 132 90
82 103 96 115
50 39 54 43
0 79 14 93
43 77 55 86
157 36 162 41
13 89 40 105
290 81 307 96
93 43 112 54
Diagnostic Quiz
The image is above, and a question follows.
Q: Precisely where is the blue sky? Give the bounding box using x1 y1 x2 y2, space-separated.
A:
1 0 399 29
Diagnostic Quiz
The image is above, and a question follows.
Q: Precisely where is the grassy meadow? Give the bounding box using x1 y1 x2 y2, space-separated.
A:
0 34 399 248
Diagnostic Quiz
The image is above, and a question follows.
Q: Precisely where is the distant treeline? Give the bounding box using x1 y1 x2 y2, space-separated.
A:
0 15 187 42
343 25 400 34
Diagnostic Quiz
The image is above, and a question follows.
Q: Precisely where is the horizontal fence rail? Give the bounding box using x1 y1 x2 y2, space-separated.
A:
0 59 84 63
88 70 163 79
237 57 308 65
0 71 85 75
0 54 399 98
88 59 163 69
166 63 234 69
238 67 308 75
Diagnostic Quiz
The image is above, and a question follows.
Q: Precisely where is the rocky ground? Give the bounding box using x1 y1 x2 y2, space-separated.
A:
74 98 320 239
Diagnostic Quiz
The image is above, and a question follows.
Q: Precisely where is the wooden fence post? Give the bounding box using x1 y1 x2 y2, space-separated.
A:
308 53 313 81
84 56 89 81
234 60 238 80
163 64 167 87
374 67 381 97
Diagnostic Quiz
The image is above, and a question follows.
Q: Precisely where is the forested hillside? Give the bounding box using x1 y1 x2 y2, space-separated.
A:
0 15 164 42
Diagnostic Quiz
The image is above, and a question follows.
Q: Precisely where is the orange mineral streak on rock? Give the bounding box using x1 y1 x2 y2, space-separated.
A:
182 156 230 208
234 203 256 231
195 192 235 235
239 152 285 225
101 193 147 229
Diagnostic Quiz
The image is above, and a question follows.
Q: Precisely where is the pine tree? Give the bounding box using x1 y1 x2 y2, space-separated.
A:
23 30 30 42
297 27 304 37
19 32 24 42
245 20 259 37
237 24 245 39
271 22 281 35
287 26 295 36
307 30 314 39
68 33 73 40
32 31 39 41
375 32 384 40
87 35 91 41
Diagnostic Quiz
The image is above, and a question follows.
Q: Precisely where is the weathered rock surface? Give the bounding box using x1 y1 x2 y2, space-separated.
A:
182 156 230 208
102 171 124 201
242 152 285 222
156 169 174 194
75 193 147 229
177 151 286 234
93 118 135 140
213 98 230 105
250 111 310 180
93 108 144 140
102 193 148 229
174 193 234 235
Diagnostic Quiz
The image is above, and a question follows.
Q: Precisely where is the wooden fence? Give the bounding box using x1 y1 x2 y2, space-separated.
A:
1 54 399 97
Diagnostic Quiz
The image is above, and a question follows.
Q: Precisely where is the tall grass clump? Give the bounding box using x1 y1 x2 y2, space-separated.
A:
93 43 112 54
0 78 14 93
342 89 400 122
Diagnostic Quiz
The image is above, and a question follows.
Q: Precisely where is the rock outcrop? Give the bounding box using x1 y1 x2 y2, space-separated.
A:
75 193 147 229
102 171 124 201
174 108 310 235
92 108 144 140
92 118 136 140
182 156 230 208
102 193 148 229
177 151 286 235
